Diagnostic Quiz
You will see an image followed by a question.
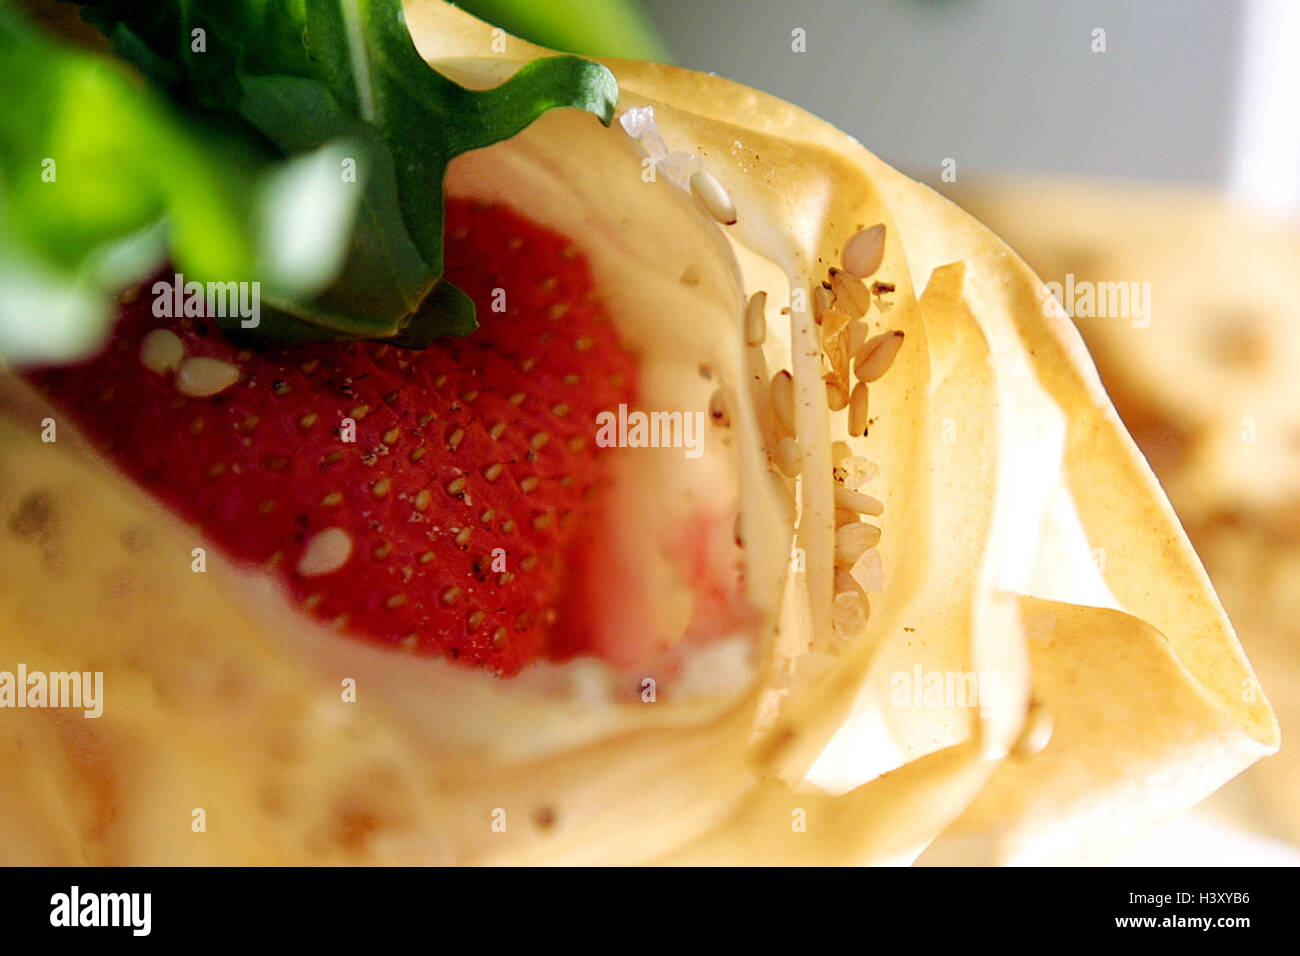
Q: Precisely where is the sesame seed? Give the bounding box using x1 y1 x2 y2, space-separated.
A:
552 403 570 417
854 330 905 383
849 382 869 436
420 550 435 563
297 527 353 577
373 542 392 559
834 566 865 596
520 554 539 572
489 422 506 440
520 476 539 493
567 437 585 452
371 478 391 498
813 284 835 320
418 413 434 426
548 303 569 320
843 224 886 278
744 291 767 345
837 454 880 486
455 527 472 547
235 415 259 432
833 590 870 636
409 446 426 463
447 428 465 450
562 375 580 386
775 436 802 477
520 357 537 372
826 381 848 411
497 572 514 586
189 418 205 435
414 489 432 511
383 427 400 444
835 521 882 566
709 388 729 426
300 413 317 429
835 508 862 528
491 627 508 650
574 337 593 352
508 393 525 406
300 359 319 374
461 390 479 404
834 485 884 516
852 547 882 597
446 476 467 495
530 433 549 450
322 450 342 465
689 170 737 225
175 357 240 398
467 610 485 632
480 509 495 524
320 491 343 508
483 463 503 482
441 586 461 605
386 593 407 609
532 513 554 530
770 370 796 435
139 329 184 375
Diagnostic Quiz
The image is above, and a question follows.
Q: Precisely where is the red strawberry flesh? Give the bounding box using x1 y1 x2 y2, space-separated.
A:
27 200 653 676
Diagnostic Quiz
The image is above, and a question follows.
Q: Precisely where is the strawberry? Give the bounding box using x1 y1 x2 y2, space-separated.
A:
27 199 640 676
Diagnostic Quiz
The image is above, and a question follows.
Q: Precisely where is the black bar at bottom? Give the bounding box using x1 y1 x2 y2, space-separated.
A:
0 866 1286 943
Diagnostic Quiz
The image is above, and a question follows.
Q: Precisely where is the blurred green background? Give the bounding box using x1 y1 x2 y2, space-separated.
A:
456 0 669 61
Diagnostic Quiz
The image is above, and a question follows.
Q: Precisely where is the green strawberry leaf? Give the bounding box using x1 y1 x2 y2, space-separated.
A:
455 0 670 61
0 0 618 363
82 0 617 343
0 6 352 362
